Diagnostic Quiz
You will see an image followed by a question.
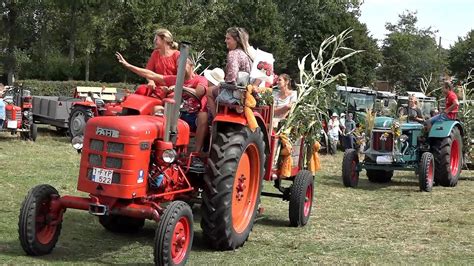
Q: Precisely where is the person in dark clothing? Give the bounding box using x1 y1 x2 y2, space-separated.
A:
343 113 356 150
407 95 423 123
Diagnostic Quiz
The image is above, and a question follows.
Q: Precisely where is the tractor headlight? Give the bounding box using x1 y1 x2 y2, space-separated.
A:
399 134 409 143
162 149 177 163
71 135 84 150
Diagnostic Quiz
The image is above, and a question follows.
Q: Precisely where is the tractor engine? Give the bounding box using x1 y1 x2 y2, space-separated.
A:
5 103 22 129
77 115 190 199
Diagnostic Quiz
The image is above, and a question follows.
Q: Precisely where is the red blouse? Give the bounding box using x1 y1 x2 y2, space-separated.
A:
146 50 180 75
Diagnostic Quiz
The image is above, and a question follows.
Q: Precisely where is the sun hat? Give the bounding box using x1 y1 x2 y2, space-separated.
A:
331 112 338 117
340 113 346 117
204 68 225 86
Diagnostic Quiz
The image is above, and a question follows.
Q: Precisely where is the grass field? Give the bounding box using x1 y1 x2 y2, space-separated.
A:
0 126 473 264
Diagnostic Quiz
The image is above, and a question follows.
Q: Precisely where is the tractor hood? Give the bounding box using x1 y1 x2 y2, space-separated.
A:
84 115 190 146
374 117 394 128
373 116 423 131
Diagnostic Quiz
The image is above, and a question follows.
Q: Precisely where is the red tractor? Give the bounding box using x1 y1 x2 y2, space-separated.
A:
68 86 123 138
0 85 37 141
18 43 315 265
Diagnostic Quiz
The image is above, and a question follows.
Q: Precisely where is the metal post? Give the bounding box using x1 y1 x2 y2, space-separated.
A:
164 42 190 144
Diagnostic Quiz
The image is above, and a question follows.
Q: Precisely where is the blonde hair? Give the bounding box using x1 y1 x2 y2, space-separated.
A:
154 28 178 50
226 27 254 61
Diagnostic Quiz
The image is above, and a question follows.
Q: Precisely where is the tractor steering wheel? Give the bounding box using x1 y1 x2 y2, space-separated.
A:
181 86 202 114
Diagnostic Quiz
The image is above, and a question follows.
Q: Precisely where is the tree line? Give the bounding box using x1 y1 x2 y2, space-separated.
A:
0 0 472 91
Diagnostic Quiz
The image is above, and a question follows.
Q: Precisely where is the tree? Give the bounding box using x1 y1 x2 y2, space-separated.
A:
379 11 443 92
449 30 474 80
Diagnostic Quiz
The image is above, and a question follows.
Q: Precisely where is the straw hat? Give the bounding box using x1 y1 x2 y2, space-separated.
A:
331 112 338 117
204 68 225 86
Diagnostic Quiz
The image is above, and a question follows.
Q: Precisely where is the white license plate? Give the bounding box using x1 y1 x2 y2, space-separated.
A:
376 155 393 164
92 167 113 184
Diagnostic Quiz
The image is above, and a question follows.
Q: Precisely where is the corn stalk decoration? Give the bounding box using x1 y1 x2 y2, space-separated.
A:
419 73 441 97
190 49 208 75
458 68 474 164
277 29 362 146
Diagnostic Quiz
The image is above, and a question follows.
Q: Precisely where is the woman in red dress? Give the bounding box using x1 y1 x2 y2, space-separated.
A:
135 28 180 98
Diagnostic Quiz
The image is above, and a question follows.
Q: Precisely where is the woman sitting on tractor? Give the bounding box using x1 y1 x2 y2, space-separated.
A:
135 28 180 98
116 52 208 169
206 27 255 117
407 95 424 123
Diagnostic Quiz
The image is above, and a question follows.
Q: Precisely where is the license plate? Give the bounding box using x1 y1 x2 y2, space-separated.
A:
92 167 113 184
376 155 393 164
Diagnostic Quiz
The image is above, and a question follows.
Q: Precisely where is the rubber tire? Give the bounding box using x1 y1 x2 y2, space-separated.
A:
419 152 434 192
30 123 37 141
289 170 314 227
366 169 393 183
99 215 145 233
18 184 62 256
154 201 193 266
201 125 265 250
432 127 462 187
68 106 94 139
342 149 359 187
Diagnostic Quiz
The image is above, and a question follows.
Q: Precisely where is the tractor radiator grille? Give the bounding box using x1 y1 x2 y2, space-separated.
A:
89 154 102 167
87 138 124 170
6 110 22 122
90 139 104 151
107 142 124 153
106 157 122 169
372 131 393 152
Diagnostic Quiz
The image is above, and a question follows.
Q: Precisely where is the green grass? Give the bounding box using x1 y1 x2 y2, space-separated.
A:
1 126 473 264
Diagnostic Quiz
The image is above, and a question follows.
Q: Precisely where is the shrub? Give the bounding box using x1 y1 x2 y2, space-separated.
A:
18 79 137 96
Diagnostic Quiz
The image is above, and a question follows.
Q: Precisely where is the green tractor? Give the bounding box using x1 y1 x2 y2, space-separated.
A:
342 116 463 192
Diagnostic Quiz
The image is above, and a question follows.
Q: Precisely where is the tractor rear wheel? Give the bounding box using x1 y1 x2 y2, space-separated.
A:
201 125 265 250
99 215 145 233
68 106 93 139
432 127 462 187
342 149 359 187
289 170 314 227
154 201 193 266
18 184 62 256
366 169 393 183
419 152 434 192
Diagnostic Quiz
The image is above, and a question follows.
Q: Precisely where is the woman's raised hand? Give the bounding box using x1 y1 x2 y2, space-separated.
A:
115 52 129 66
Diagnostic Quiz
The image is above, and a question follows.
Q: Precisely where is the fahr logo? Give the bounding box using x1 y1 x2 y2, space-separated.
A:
96 127 119 138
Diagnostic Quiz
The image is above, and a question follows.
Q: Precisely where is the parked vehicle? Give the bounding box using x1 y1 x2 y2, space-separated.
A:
342 115 463 192
32 86 123 137
396 91 437 118
18 43 315 265
0 85 37 141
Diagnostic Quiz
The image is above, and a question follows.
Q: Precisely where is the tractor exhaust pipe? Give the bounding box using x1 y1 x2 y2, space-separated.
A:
163 41 191 144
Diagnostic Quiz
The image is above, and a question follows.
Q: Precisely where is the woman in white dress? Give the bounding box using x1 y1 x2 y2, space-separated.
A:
273 74 297 128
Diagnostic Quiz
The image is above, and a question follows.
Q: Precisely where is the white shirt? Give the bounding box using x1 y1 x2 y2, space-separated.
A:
328 118 340 137
273 90 297 119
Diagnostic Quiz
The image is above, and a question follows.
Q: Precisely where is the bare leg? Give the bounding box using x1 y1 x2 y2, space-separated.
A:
194 111 209 153
207 86 217 118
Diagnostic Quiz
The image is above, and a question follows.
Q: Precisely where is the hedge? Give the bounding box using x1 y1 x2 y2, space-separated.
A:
18 79 138 96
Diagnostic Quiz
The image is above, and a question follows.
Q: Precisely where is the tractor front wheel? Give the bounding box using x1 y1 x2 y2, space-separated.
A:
419 152 434 192
154 201 193 266
432 127 462 186
289 170 314 227
18 184 63 256
201 125 265 250
68 106 94 139
342 149 359 187
99 215 145 233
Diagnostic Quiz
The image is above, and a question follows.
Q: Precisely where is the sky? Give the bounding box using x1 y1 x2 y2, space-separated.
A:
359 0 474 48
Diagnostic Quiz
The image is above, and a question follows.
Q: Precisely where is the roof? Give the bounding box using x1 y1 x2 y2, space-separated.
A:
336 85 376 94
76 86 117 101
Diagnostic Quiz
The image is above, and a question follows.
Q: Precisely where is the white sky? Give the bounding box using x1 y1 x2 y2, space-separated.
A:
359 0 474 48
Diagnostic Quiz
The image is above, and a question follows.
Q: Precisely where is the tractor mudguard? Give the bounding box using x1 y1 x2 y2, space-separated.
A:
73 101 96 108
428 120 463 138
213 111 270 154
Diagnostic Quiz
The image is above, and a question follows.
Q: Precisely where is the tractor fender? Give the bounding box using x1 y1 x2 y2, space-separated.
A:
72 102 98 115
213 112 270 155
428 120 463 138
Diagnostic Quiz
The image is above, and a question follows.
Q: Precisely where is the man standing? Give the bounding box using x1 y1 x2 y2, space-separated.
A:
426 81 459 131
328 113 341 155
343 113 356 150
